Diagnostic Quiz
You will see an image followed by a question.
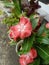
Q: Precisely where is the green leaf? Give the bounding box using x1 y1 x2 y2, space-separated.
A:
36 36 49 45
36 45 49 61
3 14 19 26
4 2 13 8
41 59 49 65
30 14 39 29
18 0 22 11
12 0 21 17
36 36 43 44
41 37 49 45
18 35 35 55
29 58 40 65
37 23 46 36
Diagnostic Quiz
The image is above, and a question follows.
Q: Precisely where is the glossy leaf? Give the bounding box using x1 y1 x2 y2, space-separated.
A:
36 36 49 45
37 23 46 36
37 45 49 61
41 59 49 65
12 0 21 17
30 14 39 29
41 37 49 45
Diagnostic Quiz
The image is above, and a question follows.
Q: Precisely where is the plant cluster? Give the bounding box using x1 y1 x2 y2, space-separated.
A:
3 0 49 65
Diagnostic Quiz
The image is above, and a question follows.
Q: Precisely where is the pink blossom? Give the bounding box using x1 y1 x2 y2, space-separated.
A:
19 55 27 65
19 48 37 65
9 25 20 40
29 48 37 59
46 23 49 29
19 17 32 39
9 17 32 40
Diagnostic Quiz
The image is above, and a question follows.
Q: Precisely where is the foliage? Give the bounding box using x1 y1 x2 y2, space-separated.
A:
3 13 19 27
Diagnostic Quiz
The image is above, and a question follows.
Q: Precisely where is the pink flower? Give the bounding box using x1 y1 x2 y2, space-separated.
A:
9 17 32 40
29 48 37 59
46 23 49 29
25 54 34 64
19 54 33 65
19 55 27 65
9 25 20 40
19 48 37 65
19 17 32 39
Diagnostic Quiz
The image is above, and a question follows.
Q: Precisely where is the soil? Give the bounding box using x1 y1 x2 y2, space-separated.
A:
0 21 20 65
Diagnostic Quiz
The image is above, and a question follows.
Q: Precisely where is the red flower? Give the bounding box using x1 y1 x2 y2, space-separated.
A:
19 55 27 65
46 22 49 29
19 17 32 39
9 25 20 40
25 54 34 64
9 17 32 40
29 48 37 59
19 48 37 65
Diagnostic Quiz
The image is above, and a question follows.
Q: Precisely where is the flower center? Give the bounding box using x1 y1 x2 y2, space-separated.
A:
18 24 26 32
21 24 26 32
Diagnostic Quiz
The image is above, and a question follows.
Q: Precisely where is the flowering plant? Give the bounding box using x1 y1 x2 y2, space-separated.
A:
3 0 49 65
